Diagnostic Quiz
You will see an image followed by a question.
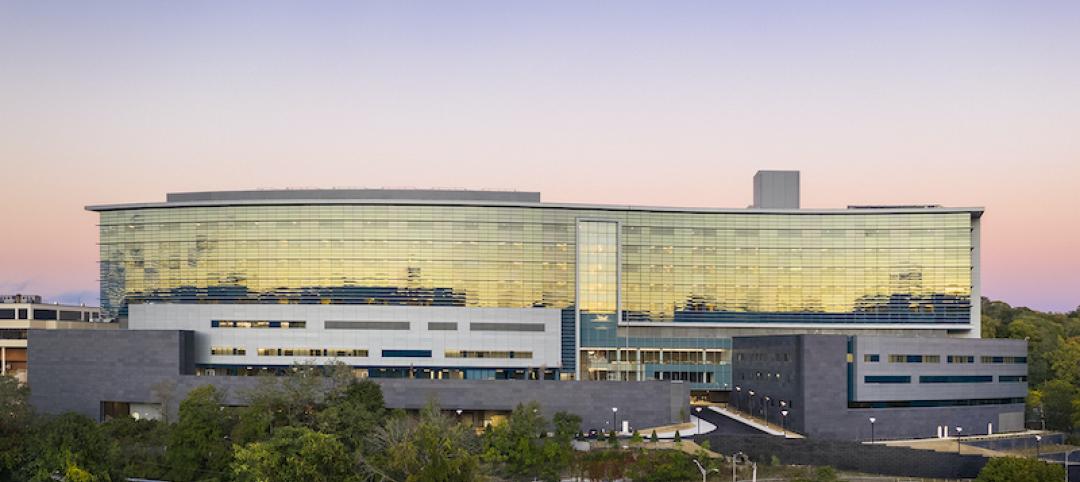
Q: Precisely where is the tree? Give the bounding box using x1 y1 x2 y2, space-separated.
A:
626 449 699 482
482 401 575 481
20 412 117 482
232 426 358 482
316 379 386 455
1040 379 1078 431
673 430 681 443
102 416 169 480
650 430 659 443
368 400 481 482
1049 336 1080 386
166 385 234 481
552 411 581 442
0 374 31 478
976 456 1065 482
794 466 841 482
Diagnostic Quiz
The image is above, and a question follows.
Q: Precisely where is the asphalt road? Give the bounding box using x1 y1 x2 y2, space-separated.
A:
692 405 771 438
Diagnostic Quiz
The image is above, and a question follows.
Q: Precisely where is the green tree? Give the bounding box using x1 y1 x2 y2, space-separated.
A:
552 411 581 442
1049 336 1080 386
101 416 169 480
232 426 358 482
1040 379 1079 431
650 430 659 442
483 401 575 481
0 374 31 478
626 449 699 482
316 379 386 455
166 385 234 482
20 412 117 482
369 400 481 482
976 456 1065 482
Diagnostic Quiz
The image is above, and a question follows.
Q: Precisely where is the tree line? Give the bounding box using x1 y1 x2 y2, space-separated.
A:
981 297 1080 436
0 363 708 481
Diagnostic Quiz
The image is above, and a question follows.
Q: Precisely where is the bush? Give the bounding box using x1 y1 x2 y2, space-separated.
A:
976 456 1065 482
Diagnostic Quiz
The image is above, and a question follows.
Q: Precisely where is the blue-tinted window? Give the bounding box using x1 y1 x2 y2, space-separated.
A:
864 376 911 384
998 375 1028 383
382 349 432 358
919 375 993 383
863 354 880 362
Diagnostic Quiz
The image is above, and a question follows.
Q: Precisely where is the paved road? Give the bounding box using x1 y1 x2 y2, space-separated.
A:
692 405 770 438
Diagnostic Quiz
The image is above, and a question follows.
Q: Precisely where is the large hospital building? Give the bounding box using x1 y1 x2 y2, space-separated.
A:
28 171 1027 438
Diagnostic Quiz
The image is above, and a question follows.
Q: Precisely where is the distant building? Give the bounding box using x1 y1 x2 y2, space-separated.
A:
0 296 112 383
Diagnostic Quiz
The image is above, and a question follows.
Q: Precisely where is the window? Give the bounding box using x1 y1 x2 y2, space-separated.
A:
211 346 246 356
919 375 993 383
59 310 82 321
445 350 532 359
980 356 1026 364
469 323 544 332
382 349 432 358
428 322 457 330
864 376 911 384
888 354 940 363
999 375 1028 383
864 354 880 362
33 309 57 320
256 348 368 357
0 309 15 319
947 355 975 364
326 321 408 330
0 329 28 340
213 320 306 329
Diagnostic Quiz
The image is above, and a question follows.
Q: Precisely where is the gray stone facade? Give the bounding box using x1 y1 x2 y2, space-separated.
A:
27 329 687 431
732 335 1027 440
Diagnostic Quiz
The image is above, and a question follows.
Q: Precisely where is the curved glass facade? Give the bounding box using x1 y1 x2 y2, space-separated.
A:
98 204 974 325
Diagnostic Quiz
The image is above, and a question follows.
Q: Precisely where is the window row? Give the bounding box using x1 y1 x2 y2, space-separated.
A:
864 375 1028 384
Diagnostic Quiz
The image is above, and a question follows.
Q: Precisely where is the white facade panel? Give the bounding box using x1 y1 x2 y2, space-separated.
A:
128 304 562 369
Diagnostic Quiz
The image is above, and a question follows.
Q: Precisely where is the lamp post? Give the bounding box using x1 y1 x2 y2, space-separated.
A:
1036 434 1043 460
955 426 963 455
748 390 755 420
1064 447 1077 482
612 407 619 435
869 417 876 444
735 386 741 412
695 406 703 435
764 396 771 425
731 451 744 482
780 410 789 436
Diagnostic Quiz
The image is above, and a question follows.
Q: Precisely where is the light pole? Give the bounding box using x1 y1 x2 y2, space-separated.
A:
748 390 755 420
955 426 963 455
1036 434 1043 460
780 410 789 436
869 417 876 444
731 451 744 482
695 406 703 434
1064 447 1077 482
612 407 619 435
734 386 741 412
764 396 770 425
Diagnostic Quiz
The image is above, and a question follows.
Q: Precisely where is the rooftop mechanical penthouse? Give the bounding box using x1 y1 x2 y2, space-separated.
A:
86 171 983 399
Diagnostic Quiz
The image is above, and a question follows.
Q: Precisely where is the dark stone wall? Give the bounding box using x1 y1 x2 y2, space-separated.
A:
27 329 688 431
733 334 1026 440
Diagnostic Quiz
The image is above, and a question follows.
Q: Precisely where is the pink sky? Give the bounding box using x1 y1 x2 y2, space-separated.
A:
1 2 1077 311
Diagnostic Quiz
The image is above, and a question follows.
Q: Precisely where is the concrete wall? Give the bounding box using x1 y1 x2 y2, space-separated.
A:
28 329 687 431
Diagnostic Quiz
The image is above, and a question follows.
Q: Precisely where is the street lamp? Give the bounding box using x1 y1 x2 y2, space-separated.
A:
1064 447 1077 482
764 396 771 425
868 417 876 444
1036 434 1043 460
612 407 619 434
695 406 703 434
748 390 755 418
955 426 963 455
731 451 744 482
780 410 789 435
734 386 742 412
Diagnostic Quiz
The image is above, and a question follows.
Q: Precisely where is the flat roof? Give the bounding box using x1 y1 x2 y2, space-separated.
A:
86 188 983 217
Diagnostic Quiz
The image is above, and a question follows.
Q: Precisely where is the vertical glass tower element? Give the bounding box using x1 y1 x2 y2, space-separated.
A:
576 220 621 380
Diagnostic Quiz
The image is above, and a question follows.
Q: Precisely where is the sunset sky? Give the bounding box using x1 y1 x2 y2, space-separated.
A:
1 1 1077 312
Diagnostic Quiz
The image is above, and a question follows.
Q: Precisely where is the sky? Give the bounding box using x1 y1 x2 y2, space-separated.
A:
0 1 1078 312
